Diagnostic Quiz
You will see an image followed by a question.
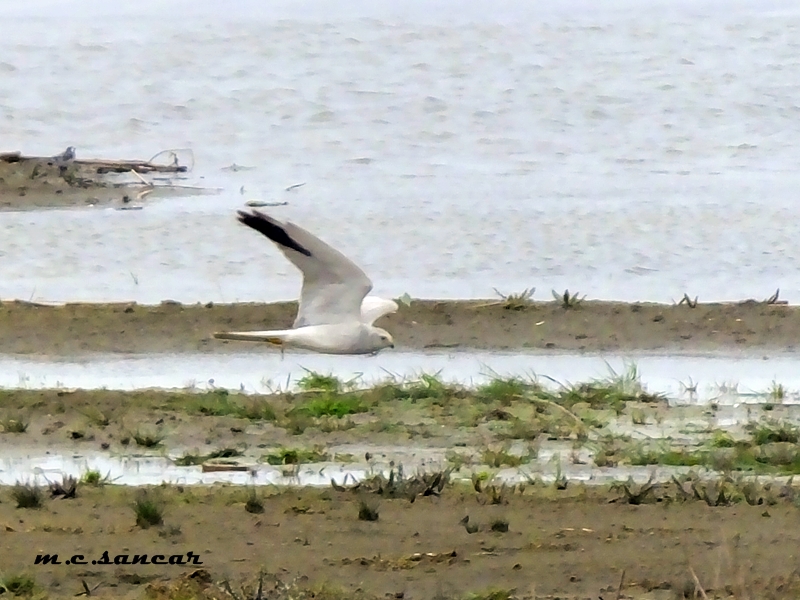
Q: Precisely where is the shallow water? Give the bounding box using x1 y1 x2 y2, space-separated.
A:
4 349 800 407
0 441 751 488
6 431 797 487
2 0 800 304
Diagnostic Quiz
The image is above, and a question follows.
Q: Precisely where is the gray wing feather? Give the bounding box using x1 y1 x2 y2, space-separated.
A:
238 210 372 327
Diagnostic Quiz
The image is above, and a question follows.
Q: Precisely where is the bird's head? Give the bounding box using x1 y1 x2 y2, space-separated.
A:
370 327 395 350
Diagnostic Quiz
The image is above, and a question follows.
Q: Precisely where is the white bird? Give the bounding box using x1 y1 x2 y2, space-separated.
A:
213 209 398 355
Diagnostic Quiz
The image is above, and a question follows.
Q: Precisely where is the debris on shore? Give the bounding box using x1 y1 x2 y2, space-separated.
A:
0 147 214 209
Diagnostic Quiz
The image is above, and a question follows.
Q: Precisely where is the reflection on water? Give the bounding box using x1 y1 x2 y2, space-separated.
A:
5 435 797 487
2 1 800 304
4 349 800 406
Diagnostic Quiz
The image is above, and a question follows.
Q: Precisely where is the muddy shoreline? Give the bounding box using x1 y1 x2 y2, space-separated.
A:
0 151 209 210
1 298 799 355
1 358 799 598
1 484 799 599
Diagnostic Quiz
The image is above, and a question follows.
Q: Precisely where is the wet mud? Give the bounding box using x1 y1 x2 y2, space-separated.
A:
1 298 799 355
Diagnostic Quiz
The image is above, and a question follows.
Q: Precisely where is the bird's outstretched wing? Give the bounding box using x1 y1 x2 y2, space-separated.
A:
360 296 399 325
237 209 372 327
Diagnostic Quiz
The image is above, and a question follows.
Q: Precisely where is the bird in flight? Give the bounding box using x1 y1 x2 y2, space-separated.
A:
214 209 397 355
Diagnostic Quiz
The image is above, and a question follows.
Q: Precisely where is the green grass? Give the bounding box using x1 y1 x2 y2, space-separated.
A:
293 395 367 418
709 430 740 448
0 415 28 433
262 446 327 465
280 413 316 435
296 370 345 393
476 376 537 405
622 435 800 475
189 390 276 421
495 418 543 441
482 446 532 468
749 421 799 445
628 447 706 467
174 448 244 466
238 399 277 421
0 368 665 444
79 406 110 428
0 573 36 597
540 362 666 413
591 434 632 468
768 380 787 402
133 491 164 529
364 372 467 405
80 469 108 486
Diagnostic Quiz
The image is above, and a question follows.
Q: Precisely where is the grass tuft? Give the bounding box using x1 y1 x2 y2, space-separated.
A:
357 498 380 522
489 518 509 533
0 415 28 434
294 395 367 418
190 389 276 421
476 376 536 406
710 430 739 448
493 287 535 310
245 488 264 514
552 288 585 309
0 573 36 597
482 446 532 468
174 448 243 467
541 362 665 413
750 421 799 445
132 428 164 448
11 483 43 509
296 370 345 394
768 380 787 402
80 469 110 486
79 406 110 428
133 491 164 529
262 446 327 465
628 446 706 467
371 372 467 405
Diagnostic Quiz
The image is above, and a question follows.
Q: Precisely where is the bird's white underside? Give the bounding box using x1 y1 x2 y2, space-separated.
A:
213 212 397 354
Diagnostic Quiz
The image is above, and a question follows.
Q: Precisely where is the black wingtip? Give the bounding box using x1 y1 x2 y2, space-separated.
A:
236 209 312 257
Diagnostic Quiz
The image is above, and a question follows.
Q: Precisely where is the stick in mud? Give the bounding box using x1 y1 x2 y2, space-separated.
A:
0 150 189 174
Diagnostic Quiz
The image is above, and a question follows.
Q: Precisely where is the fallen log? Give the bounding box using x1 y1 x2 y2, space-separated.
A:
73 157 188 174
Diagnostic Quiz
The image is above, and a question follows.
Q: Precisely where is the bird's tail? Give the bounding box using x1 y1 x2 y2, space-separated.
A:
213 329 291 345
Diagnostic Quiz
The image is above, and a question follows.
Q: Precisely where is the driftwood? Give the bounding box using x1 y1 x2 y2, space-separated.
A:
75 158 188 174
0 148 189 174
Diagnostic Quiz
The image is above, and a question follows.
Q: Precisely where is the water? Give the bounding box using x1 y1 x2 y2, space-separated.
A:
0 441 770 488
4 0 800 488
2 0 800 304
5 433 798 487
6 346 800 487
4 349 800 406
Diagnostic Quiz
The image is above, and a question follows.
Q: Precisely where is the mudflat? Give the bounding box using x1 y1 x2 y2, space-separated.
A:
0 298 798 355
1 484 799 600
0 152 204 210
1 343 799 599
